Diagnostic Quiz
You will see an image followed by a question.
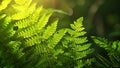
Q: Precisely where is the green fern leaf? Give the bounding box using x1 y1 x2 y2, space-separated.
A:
0 16 11 29
8 41 24 59
67 29 86 37
92 36 120 67
62 17 94 68
74 49 93 60
75 60 84 68
91 36 110 50
15 10 53 38
42 19 58 39
92 36 120 52
70 17 84 31
48 29 67 49
73 43 91 52
36 9 53 30
11 3 36 20
0 0 96 67
65 36 88 44
111 41 120 52
14 6 43 29
96 54 112 67
24 35 42 47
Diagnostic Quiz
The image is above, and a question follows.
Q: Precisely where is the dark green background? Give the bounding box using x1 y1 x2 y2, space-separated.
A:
58 0 120 40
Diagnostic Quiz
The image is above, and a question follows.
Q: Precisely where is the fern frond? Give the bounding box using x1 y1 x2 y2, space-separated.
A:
7 41 24 59
109 53 120 67
61 17 94 68
48 29 67 49
75 58 95 68
15 10 53 38
73 43 91 52
0 16 16 42
14 6 43 29
91 36 110 50
67 29 86 37
92 36 120 67
91 36 120 52
65 35 88 44
24 35 42 47
96 54 111 67
42 19 58 39
11 3 36 20
23 22 59 47
16 25 37 38
0 0 96 67
0 16 11 29
95 53 120 67
70 17 84 31
75 60 84 68
36 9 53 30
111 41 120 52
74 49 93 60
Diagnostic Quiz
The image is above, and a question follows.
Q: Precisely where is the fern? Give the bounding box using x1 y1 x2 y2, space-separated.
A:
11 3 36 20
0 0 95 68
62 17 94 68
42 19 58 40
14 6 43 29
92 36 120 67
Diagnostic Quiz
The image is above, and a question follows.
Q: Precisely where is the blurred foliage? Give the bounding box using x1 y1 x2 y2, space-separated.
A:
49 0 120 40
